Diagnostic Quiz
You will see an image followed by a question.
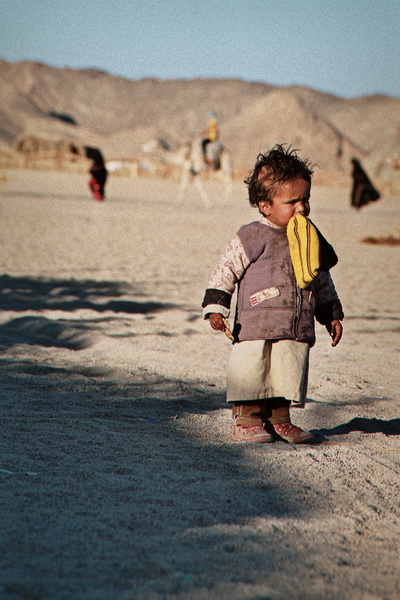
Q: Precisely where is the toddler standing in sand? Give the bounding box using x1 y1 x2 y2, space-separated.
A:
202 145 343 444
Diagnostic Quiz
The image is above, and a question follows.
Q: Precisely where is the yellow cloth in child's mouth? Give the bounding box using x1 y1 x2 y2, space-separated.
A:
287 214 321 289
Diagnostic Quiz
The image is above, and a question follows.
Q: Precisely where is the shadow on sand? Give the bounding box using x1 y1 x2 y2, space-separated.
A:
0 274 175 314
0 274 178 351
0 357 321 598
314 417 400 438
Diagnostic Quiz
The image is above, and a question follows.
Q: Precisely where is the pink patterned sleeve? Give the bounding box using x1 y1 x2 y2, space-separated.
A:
207 234 250 294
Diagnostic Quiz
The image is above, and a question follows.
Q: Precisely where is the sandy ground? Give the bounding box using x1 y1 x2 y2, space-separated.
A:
0 169 399 600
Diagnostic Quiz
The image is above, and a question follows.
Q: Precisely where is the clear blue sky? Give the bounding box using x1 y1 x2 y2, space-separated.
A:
1 0 399 98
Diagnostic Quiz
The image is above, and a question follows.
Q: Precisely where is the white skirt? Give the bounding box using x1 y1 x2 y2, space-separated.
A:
226 339 310 407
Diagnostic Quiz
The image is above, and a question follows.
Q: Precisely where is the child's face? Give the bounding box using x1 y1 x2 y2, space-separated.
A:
259 178 311 228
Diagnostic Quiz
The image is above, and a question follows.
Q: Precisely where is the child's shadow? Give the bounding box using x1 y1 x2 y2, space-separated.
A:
313 417 400 440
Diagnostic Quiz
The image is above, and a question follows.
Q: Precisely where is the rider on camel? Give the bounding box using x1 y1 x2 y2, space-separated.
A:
201 112 222 169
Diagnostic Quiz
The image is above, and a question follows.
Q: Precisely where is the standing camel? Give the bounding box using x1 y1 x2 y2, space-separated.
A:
177 137 233 206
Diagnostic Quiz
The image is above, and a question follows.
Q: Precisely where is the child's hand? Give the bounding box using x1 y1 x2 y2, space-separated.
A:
209 313 225 332
326 319 343 347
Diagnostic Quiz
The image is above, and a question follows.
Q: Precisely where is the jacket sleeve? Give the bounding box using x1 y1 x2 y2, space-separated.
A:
312 271 344 324
202 234 250 318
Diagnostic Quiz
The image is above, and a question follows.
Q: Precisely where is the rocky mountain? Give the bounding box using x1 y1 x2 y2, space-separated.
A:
1 59 399 179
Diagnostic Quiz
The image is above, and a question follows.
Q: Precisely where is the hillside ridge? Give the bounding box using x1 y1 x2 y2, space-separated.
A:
1 59 399 176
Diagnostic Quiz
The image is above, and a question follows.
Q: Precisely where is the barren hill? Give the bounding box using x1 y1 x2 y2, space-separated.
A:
1 59 399 177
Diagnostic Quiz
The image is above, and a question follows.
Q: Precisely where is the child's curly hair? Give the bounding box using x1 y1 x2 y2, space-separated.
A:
244 144 314 209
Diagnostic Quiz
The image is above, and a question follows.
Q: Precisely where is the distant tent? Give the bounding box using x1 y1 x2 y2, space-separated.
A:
351 158 381 209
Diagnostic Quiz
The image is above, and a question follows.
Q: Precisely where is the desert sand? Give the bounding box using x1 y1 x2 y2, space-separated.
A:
0 169 399 600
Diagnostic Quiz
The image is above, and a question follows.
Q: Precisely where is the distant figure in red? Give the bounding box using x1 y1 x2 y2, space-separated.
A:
350 158 380 209
70 144 108 201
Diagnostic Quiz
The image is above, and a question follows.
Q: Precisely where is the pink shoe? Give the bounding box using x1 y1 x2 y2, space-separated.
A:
232 424 274 443
271 422 314 444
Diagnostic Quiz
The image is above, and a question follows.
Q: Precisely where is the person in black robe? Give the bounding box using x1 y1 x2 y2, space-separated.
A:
350 158 380 209
70 144 108 201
